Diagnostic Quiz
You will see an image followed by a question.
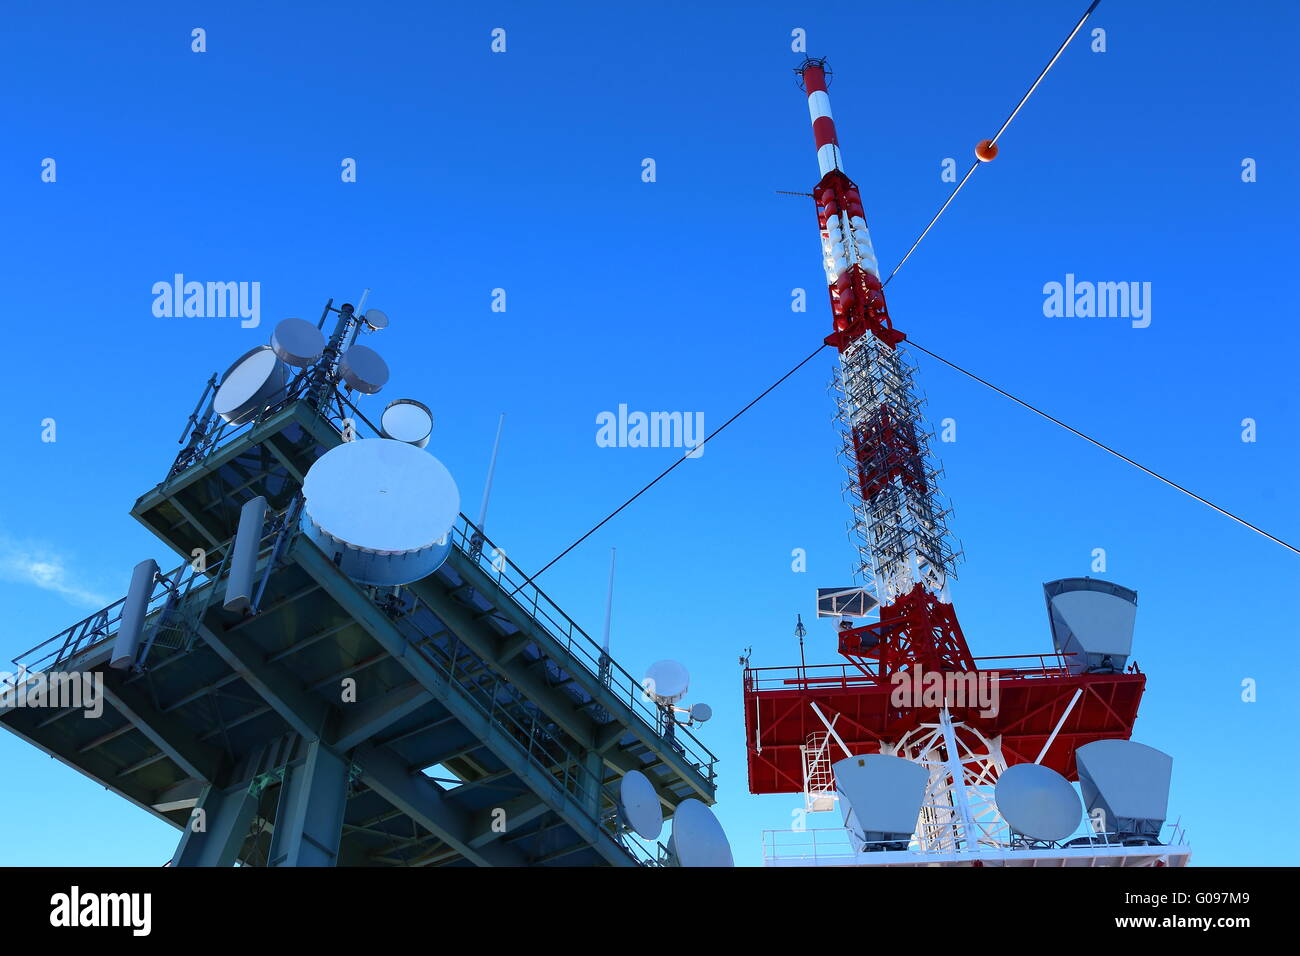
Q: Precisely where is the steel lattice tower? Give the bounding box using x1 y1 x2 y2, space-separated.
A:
799 58 973 676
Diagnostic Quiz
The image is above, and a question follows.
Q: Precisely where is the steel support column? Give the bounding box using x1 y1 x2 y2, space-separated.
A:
266 738 350 867
170 782 259 867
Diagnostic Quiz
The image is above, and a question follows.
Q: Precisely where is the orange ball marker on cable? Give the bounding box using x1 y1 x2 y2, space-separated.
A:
975 139 999 162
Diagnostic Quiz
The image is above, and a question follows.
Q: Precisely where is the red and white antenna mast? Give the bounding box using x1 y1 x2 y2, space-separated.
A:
798 57 973 676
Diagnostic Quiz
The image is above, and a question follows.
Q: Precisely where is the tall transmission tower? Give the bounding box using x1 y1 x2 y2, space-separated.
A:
800 57 972 677
744 58 1188 869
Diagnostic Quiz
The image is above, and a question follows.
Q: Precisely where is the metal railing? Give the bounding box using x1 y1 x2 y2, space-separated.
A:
442 515 717 782
383 589 652 865
743 651 1103 694
762 817 1190 866
6 520 291 684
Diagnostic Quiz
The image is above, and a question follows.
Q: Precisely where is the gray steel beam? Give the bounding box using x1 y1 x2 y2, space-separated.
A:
335 681 432 752
0 709 177 831
292 538 636 867
152 778 206 814
352 743 526 867
466 792 551 849
170 782 259 867
99 669 226 782
196 621 333 741
408 577 691 810
265 739 349 867
436 552 716 801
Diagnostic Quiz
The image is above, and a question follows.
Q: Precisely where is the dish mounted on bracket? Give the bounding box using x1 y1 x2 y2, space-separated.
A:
213 345 288 425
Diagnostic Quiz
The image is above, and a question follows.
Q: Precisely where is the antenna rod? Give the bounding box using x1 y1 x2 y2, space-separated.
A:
602 548 616 655
477 413 506 533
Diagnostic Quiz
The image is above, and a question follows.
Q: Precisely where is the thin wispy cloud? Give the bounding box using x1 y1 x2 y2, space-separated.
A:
0 535 110 610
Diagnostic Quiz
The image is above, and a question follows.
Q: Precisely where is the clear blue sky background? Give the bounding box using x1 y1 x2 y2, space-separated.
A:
1 0 1296 866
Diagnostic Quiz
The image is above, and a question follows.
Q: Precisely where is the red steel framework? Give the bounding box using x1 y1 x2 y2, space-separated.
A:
744 58 1145 796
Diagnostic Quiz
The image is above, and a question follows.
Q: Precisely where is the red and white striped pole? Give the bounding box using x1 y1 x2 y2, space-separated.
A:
797 58 888 335
801 60 843 178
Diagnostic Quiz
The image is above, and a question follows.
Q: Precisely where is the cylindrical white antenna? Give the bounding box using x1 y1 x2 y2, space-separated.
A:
602 547 616 654
356 288 372 314
476 413 506 533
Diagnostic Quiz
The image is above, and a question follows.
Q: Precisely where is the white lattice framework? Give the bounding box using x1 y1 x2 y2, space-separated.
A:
832 334 961 607
891 708 1011 852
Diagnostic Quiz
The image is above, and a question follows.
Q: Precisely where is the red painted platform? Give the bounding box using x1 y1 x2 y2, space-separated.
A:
744 654 1145 794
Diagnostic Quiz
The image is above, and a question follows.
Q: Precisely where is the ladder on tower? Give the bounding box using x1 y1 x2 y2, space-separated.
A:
801 731 838 812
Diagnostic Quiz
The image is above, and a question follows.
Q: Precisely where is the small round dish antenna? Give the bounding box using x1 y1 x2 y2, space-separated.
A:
993 763 1083 843
300 438 460 587
270 317 326 367
213 345 288 425
670 798 734 867
643 660 689 703
340 345 390 394
363 308 389 331
617 770 663 841
380 399 434 448
689 702 713 724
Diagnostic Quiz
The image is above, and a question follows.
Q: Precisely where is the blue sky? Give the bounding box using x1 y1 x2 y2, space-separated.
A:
1 0 1297 866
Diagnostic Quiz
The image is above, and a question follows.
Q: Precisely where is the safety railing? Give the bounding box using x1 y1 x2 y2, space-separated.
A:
763 817 1190 866
743 651 1093 694
443 515 717 784
6 518 292 684
384 587 649 865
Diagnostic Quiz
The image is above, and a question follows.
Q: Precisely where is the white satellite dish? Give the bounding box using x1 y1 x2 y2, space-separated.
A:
670 799 734 867
689 702 713 723
363 308 389 331
993 762 1083 843
617 770 663 841
380 398 434 448
213 345 288 424
339 345 390 394
269 317 326 368
299 438 460 586
643 660 689 703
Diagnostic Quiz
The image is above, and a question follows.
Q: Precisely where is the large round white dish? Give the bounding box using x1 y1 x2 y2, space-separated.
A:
270 317 326 367
671 798 733 867
994 763 1083 843
618 770 663 841
300 438 460 586
214 346 288 425
381 398 434 448
340 345 389 394
643 659 689 703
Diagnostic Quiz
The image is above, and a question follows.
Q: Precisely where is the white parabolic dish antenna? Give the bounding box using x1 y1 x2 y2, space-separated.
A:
671 798 733 867
643 660 689 703
993 762 1083 843
270 317 326 367
340 345 390 394
363 308 389 331
617 770 663 841
213 345 288 425
380 399 434 448
300 438 460 586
